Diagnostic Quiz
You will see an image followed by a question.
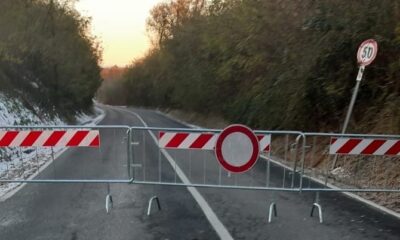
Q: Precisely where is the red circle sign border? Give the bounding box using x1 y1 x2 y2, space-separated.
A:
357 39 378 66
215 124 260 173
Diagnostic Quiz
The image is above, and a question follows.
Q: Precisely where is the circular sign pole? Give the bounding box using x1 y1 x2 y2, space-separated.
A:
333 39 378 169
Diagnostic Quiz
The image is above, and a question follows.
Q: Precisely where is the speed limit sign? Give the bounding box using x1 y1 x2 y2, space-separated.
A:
357 39 378 66
341 39 378 136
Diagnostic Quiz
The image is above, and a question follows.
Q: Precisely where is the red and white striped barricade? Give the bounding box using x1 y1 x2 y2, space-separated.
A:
302 133 400 194
0 130 100 148
158 131 271 152
0 126 133 184
329 137 400 156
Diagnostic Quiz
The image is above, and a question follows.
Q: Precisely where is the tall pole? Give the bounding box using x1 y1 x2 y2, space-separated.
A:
341 66 365 134
331 39 377 169
332 65 365 169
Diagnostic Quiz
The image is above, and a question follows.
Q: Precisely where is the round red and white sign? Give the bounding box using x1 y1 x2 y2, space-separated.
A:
215 124 259 173
357 39 378 66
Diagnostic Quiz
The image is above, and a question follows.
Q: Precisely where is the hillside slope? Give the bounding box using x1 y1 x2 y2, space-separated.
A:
0 93 104 197
0 0 102 119
103 0 400 134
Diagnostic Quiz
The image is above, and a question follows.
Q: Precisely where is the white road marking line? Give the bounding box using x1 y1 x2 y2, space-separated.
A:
118 107 234 240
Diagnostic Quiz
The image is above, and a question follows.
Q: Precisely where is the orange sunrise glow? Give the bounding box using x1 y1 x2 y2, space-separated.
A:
76 0 163 67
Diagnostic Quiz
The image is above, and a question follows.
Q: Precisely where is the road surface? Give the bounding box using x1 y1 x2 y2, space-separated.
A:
0 105 399 239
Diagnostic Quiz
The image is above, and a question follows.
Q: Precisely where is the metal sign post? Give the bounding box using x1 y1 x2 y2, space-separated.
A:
341 39 378 133
341 66 365 133
333 39 378 168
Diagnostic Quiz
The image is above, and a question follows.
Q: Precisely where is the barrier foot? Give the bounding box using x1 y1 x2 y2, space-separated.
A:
310 203 323 223
268 202 277 223
147 196 161 216
105 183 113 214
105 194 113 214
310 192 323 223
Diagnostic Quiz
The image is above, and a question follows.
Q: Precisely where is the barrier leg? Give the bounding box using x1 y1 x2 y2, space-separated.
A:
147 196 161 216
268 191 278 223
105 194 113 214
105 183 113 214
310 192 323 223
268 202 277 223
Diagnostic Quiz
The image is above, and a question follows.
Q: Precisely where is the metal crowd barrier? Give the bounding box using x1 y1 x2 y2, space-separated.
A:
129 126 304 190
301 132 400 192
0 125 399 222
0 125 131 212
301 132 400 222
128 126 305 220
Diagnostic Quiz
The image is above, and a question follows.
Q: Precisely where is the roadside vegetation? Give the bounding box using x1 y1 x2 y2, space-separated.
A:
97 66 127 105
101 0 400 134
96 1 400 211
0 0 102 121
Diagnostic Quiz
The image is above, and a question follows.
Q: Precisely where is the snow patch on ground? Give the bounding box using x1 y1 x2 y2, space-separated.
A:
76 106 105 126
0 94 104 197
0 94 64 126
330 167 351 179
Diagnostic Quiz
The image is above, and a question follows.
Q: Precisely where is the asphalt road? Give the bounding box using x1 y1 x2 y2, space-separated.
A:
0 105 399 240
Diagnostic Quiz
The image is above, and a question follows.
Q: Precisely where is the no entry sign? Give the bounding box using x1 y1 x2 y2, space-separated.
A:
357 39 378 66
215 124 259 173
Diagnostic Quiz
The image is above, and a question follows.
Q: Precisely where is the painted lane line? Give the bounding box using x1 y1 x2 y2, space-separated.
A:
117 107 234 240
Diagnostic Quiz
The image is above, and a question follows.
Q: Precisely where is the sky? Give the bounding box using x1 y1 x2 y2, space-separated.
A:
75 0 164 67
